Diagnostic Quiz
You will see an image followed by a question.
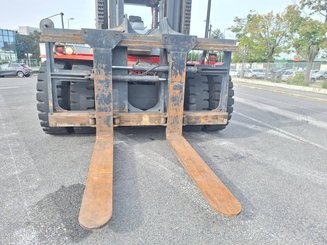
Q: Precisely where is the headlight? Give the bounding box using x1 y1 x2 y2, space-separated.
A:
65 46 74 55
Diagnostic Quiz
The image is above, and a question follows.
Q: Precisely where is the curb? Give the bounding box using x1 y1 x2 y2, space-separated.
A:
234 78 327 95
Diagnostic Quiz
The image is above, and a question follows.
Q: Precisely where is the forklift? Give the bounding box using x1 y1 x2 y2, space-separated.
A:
37 0 241 229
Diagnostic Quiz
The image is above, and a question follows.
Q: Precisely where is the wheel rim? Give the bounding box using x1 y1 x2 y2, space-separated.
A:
17 72 24 78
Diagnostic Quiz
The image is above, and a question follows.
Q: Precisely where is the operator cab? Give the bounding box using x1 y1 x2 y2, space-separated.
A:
129 15 147 34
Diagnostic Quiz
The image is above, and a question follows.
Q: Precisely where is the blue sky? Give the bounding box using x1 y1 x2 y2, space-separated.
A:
0 0 302 38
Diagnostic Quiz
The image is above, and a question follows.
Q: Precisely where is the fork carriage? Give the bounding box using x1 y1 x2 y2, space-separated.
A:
38 0 241 229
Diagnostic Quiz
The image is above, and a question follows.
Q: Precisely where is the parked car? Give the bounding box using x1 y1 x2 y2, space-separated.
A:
310 70 319 76
270 69 287 79
311 70 327 82
0 63 32 78
229 70 240 77
244 69 265 79
281 70 296 81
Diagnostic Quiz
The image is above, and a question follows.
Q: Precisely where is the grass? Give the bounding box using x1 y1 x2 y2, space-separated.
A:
322 81 327 89
271 78 282 83
286 73 309 87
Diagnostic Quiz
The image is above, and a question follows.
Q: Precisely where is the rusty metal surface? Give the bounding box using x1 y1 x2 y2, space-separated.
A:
183 111 228 125
40 29 84 43
79 136 113 229
49 111 229 127
79 47 115 229
49 112 95 127
40 29 237 51
167 135 242 216
115 112 166 126
162 33 241 218
165 51 188 136
164 35 196 136
195 38 237 51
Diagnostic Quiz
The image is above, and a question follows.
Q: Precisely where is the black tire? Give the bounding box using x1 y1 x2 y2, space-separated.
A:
183 73 209 131
183 74 234 132
203 76 234 132
36 63 72 135
69 62 95 134
17 71 24 78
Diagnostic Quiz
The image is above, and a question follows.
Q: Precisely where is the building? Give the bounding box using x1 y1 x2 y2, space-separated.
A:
18 26 40 35
0 29 17 63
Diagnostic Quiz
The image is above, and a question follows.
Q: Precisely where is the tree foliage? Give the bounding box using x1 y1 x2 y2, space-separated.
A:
292 17 327 81
231 8 297 65
211 28 225 39
300 0 327 22
188 51 200 61
293 19 327 58
230 12 265 63
230 4 327 82
16 31 40 61
282 4 327 81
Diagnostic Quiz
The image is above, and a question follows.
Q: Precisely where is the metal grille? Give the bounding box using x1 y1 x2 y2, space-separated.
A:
181 0 192 34
95 0 108 29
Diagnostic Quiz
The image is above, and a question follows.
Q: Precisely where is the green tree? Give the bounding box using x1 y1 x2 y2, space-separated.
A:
300 0 327 22
231 9 293 78
285 4 327 82
188 51 200 61
230 13 261 76
16 31 40 63
211 28 225 39
292 18 327 81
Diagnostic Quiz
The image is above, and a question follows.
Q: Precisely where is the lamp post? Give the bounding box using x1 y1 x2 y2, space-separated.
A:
204 0 212 39
67 18 75 29
202 0 212 62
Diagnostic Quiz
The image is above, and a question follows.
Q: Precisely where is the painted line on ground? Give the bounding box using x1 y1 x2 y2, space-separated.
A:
234 111 327 152
236 83 327 103
198 125 327 187
0 86 20 90
236 97 327 129
236 90 327 116
231 120 301 143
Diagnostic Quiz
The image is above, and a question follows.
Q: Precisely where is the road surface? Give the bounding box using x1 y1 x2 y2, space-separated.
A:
1 76 326 244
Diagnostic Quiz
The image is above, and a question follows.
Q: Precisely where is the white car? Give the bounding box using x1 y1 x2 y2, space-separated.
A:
281 70 296 81
244 69 265 79
311 70 327 82
229 70 239 77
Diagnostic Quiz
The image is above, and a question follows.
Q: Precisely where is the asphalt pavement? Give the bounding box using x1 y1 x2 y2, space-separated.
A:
0 76 326 244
